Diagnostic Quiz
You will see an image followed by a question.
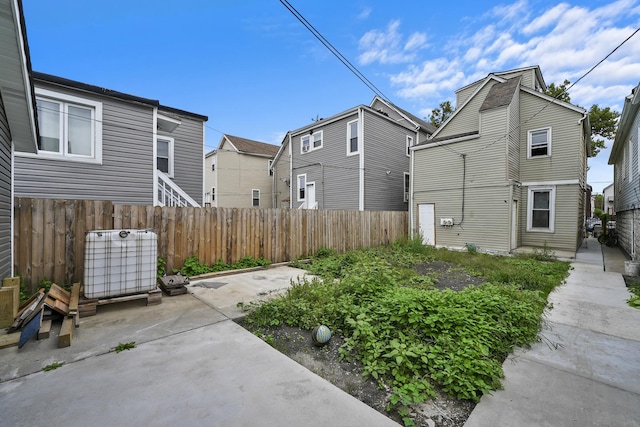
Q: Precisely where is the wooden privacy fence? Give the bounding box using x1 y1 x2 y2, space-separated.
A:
14 198 409 292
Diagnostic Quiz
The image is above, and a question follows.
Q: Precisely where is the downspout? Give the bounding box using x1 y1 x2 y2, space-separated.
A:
288 133 293 209
358 107 364 211
10 146 14 276
152 107 158 206
409 128 419 239
202 121 206 206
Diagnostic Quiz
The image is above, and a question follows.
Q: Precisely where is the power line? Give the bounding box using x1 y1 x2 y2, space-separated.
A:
279 0 391 102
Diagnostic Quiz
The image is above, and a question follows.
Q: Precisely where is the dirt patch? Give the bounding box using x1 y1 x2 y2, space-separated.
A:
238 322 476 427
237 261 483 427
414 261 485 291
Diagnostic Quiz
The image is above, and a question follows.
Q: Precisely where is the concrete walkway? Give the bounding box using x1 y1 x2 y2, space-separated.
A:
0 266 399 427
464 238 640 427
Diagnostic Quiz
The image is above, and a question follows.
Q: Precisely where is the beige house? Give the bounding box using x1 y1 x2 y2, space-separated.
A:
410 66 591 254
205 135 279 208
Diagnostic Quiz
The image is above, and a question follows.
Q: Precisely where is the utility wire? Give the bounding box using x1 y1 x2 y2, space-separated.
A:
279 0 391 102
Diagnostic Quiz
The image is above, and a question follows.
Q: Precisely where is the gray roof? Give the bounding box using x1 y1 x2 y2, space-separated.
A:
224 135 280 157
479 77 521 112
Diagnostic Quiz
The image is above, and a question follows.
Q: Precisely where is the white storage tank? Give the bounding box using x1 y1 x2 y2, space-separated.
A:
84 229 158 299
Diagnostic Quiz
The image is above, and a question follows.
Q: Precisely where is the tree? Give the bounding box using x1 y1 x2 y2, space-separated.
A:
589 104 620 157
544 81 620 157
429 101 453 128
545 79 572 102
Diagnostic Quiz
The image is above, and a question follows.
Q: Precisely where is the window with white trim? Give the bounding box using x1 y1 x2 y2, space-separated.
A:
157 136 174 177
406 135 414 157
34 88 102 163
403 172 410 202
347 120 358 154
300 130 323 153
527 127 551 158
527 186 555 232
252 189 260 207
297 174 306 201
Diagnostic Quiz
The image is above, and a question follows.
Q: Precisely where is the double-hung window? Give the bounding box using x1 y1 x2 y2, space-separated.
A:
297 174 306 201
347 120 358 154
528 127 551 158
157 136 174 177
403 173 410 202
33 88 102 163
527 186 555 232
252 189 260 207
301 130 323 153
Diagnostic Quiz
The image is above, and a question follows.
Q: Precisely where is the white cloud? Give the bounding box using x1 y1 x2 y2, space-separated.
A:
358 20 428 65
357 7 372 20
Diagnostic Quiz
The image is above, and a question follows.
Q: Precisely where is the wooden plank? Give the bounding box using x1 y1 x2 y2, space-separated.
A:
58 316 73 348
68 283 80 314
30 198 45 291
64 200 76 286
2 277 20 321
0 287 19 328
44 295 69 316
53 200 67 285
38 319 52 339
0 333 20 349
47 283 71 305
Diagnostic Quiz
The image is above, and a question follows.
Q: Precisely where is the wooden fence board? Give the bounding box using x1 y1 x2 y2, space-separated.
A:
14 198 408 292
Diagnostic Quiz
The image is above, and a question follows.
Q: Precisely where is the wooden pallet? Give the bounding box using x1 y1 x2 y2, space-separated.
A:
78 288 162 317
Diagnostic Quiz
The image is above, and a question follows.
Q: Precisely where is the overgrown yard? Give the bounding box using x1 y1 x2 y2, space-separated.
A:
240 239 570 427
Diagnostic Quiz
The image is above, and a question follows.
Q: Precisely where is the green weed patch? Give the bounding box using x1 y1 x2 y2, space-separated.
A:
245 239 569 408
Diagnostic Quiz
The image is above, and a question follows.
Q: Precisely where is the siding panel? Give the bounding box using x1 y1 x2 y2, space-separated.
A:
0 96 12 278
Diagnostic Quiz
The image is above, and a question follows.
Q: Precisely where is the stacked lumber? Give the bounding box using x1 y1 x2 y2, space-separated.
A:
158 275 189 296
4 283 80 349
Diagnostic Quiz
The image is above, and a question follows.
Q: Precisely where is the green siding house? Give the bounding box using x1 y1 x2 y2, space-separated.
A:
411 66 591 254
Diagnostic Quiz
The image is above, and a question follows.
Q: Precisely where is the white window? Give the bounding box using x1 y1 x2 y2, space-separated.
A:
406 135 414 157
33 88 102 163
527 186 555 232
297 174 306 201
157 136 174 177
347 120 358 154
403 172 410 202
252 189 260 207
300 130 323 154
528 127 551 158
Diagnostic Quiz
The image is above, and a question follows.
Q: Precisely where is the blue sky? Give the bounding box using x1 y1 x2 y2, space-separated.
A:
23 0 640 192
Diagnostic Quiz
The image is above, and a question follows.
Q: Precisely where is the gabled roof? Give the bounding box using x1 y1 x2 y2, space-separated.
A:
220 134 279 158
479 77 521 112
609 82 640 165
0 0 38 153
370 96 437 134
33 72 208 121
427 67 587 143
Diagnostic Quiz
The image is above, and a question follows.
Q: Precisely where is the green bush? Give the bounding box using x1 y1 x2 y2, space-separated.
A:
244 239 569 406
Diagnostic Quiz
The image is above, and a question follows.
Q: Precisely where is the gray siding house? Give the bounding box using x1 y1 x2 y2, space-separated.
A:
272 96 434 210
14 73 208 207
0 0 38 278
205 134 279 208
608 82 640 259
411 66 590 254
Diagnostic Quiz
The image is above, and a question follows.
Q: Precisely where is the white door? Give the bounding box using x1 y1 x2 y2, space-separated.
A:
418 204 435 245
306 182 316 209
511 200 518 250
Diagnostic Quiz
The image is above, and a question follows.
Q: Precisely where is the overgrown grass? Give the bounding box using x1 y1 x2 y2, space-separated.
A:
176 255 271 277
245 238 569 410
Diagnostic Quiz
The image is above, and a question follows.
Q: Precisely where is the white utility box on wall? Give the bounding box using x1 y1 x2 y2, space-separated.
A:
84 229 158 299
